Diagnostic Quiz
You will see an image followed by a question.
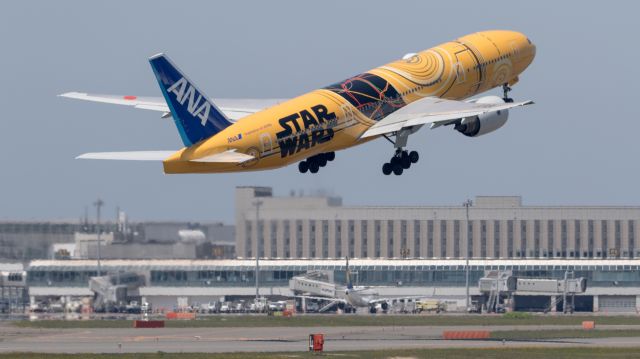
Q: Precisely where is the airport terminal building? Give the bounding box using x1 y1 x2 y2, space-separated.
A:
11 187 640 313
236 187 640 260
25 258 640 312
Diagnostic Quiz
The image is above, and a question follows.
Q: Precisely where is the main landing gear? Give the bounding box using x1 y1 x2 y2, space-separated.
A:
381 128 419 176
298 152 335 174
382 149 419 176
502 83 514 103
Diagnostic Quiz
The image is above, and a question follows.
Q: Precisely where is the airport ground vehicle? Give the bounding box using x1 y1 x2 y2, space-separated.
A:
268 301 286 312
467 300 482 314
29 302 45 313
141 301 152 314
205 302 218 313
125 301 141 314
219 303 231 313
415 300 446 314
250 298 267 313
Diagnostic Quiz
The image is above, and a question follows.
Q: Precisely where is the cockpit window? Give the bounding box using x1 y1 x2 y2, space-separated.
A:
527 38 532 44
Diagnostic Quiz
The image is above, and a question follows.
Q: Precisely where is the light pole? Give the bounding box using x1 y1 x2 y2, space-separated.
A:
254 200 263 304
94 198 104 277
463 199 472 311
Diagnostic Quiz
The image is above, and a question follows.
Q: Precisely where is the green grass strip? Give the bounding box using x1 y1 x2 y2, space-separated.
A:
491 328 640 340
13 314 640 329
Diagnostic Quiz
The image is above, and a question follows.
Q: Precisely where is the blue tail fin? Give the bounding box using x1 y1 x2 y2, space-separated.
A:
149 53 232 146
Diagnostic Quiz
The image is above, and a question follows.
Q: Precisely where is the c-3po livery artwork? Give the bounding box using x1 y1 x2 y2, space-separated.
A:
62 30 536 176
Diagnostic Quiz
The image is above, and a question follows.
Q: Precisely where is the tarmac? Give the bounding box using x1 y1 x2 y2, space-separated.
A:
1 323 640 353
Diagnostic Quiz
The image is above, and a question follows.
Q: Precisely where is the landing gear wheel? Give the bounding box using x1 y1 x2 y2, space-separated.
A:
369 307 377 314
318 156 328 167
384 143 419 175
298 161 309 173
401 152 411 169
409 151 419 163
309 161 320 173
326 152 335 161
382 163 392 175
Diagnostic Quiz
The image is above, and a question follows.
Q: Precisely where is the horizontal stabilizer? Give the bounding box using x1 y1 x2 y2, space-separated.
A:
59 92 170 112
76 151 176 161
59 91 286 121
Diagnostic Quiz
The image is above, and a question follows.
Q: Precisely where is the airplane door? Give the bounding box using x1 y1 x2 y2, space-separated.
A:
259 133 273 155
453 60 466 84
454 49 481 96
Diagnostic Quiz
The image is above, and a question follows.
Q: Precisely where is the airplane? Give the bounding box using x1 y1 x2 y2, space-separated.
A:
290 257 436 313
61 30 535 176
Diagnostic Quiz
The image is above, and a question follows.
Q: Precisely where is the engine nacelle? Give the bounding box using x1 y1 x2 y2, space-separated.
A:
455 96 509 137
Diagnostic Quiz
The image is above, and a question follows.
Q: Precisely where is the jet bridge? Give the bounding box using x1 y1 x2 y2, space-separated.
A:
289 270 338 298
290 271 348 313
516 271 587 313
478 270 516 312
516 276 587 294
89 272 145 311
478 270 587 313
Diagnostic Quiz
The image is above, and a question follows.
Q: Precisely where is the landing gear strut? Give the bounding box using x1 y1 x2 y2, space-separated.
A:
298 152 335 174
381 129 419 176
502 83 514 103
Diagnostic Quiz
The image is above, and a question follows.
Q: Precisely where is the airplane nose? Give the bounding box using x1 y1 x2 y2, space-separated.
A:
526 36 536 55
524 36 537 65
512 32 536 66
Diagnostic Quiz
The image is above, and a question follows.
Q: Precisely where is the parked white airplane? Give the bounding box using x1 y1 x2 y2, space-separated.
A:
290 258 430 313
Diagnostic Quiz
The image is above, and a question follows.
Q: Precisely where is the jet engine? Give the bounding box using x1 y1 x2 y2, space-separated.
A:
455 96 509 137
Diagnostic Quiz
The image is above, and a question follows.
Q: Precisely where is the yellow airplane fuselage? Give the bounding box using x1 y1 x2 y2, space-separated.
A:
163 30 536 174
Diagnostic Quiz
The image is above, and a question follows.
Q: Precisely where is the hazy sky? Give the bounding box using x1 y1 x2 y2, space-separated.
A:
1 1 638 223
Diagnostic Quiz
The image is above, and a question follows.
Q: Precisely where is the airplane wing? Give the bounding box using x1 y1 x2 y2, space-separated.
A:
76 149 254 163
360 96 533 138
59 92 286 121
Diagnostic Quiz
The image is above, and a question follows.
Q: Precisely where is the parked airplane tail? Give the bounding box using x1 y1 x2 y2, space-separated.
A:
149 53 232 146
346 256 353 289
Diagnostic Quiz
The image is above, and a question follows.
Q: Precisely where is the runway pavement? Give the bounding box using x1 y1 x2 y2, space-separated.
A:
0 323 639 353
